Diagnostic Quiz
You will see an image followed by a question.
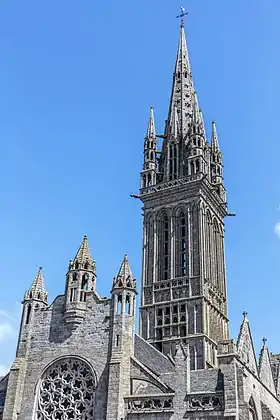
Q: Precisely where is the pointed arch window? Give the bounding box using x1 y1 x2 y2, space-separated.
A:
176 211 187 277
26 304 32 325
249 398 258 420
160 214 169 281
213 219 220 288
169 145 178 180
205 211 212 281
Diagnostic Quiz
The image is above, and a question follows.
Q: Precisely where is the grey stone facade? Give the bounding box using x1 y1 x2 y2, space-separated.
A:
1 18 280 420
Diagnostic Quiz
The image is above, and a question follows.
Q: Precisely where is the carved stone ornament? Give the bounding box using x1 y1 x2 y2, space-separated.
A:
186 393 224 412
125 395 174 413
36 358 96 420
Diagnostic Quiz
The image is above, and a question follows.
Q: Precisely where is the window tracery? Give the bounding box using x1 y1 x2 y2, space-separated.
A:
36 358 96 420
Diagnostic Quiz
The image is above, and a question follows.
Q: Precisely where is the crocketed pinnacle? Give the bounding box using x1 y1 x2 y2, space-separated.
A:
29 267 46 294
73 235 93 265
146 106 156 139
167 22 195 138
112 254 136 290
211 121 220 152
25 267 48 302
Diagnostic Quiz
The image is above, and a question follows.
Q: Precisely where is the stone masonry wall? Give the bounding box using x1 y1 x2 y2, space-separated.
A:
15 293 112 420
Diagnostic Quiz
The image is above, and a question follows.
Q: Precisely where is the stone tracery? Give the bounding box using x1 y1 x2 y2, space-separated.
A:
36 358 96 420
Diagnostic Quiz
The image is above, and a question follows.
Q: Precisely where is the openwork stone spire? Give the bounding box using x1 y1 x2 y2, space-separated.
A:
167 21 195 138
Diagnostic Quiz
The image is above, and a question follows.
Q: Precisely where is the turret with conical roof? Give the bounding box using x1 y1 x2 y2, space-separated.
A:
17 267 48 358
112 254 136 315
64 235 96 326
107 254 137 420
24 267 48 304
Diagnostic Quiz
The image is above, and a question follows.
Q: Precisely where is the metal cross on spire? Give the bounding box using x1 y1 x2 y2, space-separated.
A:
176 6 188 26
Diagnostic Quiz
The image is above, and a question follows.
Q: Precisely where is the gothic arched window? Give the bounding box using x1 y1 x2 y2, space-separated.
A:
169 145 177 180
205 211 212 281
248 397 258 420
82 274 89 291
159 213 169 281
213 219 220 288
26 304 32 325
36 357 96 420
176 211 187 277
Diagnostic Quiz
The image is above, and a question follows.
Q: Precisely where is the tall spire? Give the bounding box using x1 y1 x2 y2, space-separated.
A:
25 267 48 303
211 121 220 152
167 21 195 138
146 106 156 139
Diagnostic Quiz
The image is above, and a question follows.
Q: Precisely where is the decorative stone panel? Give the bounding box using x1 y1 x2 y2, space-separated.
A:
186 392 224 412
125 394 174 414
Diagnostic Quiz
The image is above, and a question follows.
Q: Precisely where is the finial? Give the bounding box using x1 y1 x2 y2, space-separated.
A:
176 6 188 26
243 311 248 319
262 337 267 347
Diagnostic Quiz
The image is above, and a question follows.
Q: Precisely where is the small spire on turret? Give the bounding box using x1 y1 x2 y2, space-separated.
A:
112 254 136 291
25 267 48 303
69 235 95 272
211 121 220 152
146 106 156 140
73 235 92 264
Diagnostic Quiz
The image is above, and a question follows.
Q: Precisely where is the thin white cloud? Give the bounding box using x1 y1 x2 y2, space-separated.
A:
274 222 280 239
0 364 9 376
0 310 16 322
0 322 15 343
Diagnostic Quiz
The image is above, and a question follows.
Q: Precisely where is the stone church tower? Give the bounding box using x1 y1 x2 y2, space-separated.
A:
1 15 280 420
139 21 228 369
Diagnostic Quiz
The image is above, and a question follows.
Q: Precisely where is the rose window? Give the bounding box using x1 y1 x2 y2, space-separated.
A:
36 358 96 420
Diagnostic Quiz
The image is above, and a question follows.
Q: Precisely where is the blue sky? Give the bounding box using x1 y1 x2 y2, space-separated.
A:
1 0 280 374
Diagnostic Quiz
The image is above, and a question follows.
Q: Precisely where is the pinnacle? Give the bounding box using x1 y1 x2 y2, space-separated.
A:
112 254 136 291
73 235 93 265
146 106 156 139
29 267 46 294
211 121 220 152
117 253 133 280
25 266 48 303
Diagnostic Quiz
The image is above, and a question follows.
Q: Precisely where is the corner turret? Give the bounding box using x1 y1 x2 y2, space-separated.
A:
106 254 137 420
64 235 96 326
17 267 48 358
